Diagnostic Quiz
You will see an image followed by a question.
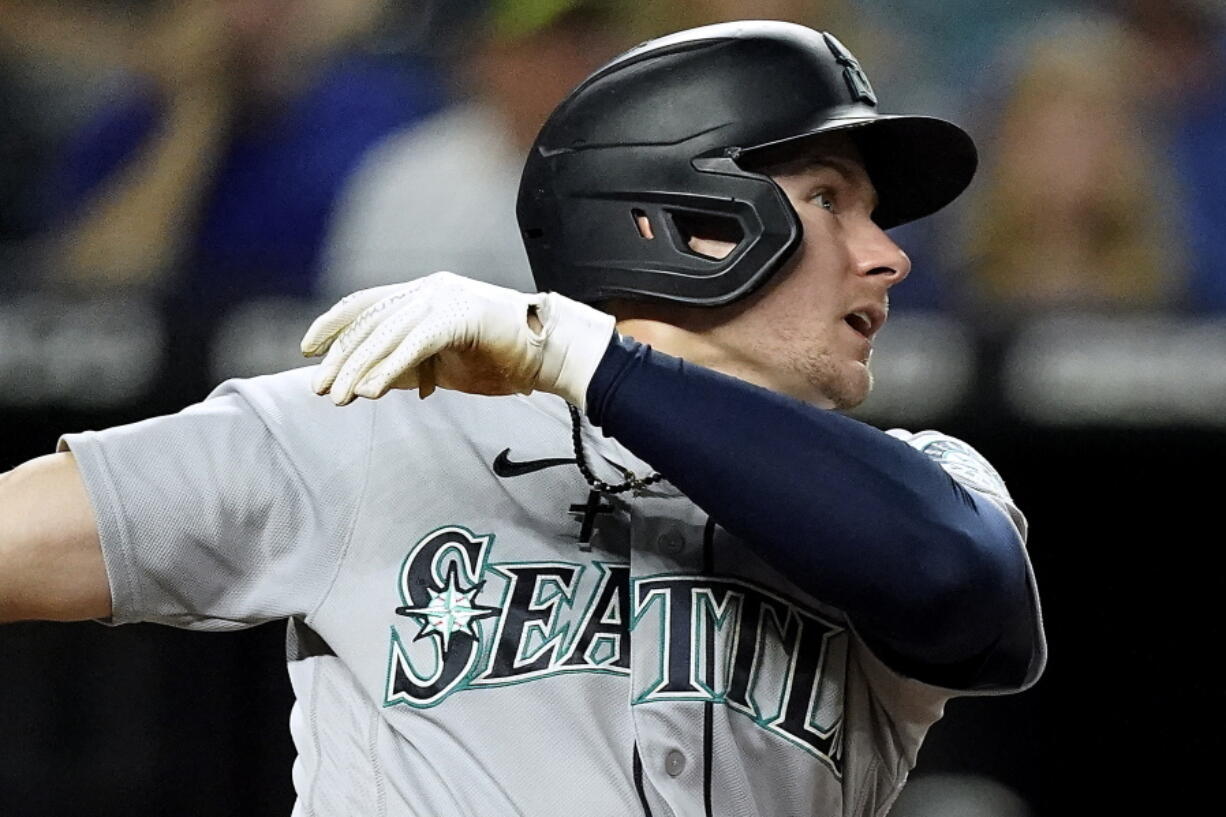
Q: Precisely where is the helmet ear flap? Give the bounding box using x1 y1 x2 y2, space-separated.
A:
525 157 803 306
675 156 804 301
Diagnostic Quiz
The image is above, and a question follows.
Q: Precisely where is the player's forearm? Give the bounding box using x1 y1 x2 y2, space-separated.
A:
57 89 231 286
586 336 1030 667
0 453 110 623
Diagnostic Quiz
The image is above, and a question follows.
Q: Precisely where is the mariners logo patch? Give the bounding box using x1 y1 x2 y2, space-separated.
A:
394 561 500 652
909 431 1012 501
823 32 876 106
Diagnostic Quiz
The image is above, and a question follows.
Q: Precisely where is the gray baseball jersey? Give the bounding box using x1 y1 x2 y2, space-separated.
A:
60 366 1044 817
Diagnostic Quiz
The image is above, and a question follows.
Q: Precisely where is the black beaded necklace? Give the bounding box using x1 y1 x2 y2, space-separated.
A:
568 403 663 495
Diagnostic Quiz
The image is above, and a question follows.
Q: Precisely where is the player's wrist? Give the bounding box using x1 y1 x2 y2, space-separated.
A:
534 292 617 411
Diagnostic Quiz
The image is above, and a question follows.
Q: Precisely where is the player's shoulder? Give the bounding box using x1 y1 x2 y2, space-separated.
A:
885 428 1012 503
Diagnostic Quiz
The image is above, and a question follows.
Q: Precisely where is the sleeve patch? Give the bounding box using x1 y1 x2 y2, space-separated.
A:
907 432 1012 502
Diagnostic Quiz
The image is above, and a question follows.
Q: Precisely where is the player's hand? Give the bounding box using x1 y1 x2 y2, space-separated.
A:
301 272 616 410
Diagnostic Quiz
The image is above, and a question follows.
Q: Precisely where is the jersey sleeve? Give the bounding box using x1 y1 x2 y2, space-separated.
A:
57 367 374 631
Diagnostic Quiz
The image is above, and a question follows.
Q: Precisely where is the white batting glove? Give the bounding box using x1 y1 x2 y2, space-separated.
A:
300 271 616 410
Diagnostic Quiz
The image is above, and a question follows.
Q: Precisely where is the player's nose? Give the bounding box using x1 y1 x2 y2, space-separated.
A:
850 218 911 287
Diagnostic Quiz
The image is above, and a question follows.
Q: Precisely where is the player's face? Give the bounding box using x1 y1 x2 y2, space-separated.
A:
696 135 912 409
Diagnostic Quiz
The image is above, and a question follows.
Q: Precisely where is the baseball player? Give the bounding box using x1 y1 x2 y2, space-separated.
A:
0 21 1044 817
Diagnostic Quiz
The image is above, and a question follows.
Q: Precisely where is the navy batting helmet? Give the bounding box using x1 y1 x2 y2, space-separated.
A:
516 20 977 306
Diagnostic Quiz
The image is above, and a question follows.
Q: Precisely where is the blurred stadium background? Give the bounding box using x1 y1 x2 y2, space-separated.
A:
1 0 1221 814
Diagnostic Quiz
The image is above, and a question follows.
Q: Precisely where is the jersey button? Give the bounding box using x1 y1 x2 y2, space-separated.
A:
664 749 686 777
658 532 685 555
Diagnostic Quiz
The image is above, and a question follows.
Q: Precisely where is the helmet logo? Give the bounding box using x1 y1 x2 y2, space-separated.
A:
823 33 877 106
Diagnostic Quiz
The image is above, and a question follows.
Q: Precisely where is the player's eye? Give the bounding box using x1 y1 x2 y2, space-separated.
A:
811 191 836 212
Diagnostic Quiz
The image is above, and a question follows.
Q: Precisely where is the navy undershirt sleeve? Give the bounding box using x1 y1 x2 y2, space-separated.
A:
586 334 1035 689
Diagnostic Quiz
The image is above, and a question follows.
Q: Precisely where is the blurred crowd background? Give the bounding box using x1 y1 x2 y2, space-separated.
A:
1 0 1222 815
2 0 1224 424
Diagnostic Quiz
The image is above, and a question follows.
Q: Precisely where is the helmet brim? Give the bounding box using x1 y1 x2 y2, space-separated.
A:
736 114 978 229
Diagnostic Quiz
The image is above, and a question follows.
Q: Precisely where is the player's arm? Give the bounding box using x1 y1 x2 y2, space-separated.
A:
0 453 110 623
586 335 1036 689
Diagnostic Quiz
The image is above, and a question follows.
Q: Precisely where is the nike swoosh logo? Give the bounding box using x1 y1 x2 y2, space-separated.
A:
492 449 577 478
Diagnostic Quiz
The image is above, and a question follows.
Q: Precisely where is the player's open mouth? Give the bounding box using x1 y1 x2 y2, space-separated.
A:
843 307 884 340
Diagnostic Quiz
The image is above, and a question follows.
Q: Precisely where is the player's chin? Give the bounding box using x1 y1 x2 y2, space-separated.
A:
823 361 873 411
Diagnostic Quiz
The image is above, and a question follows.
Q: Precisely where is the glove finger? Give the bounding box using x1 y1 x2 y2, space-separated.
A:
300 283 406 358
353 353 425 401
328 298 434 404
312 286 429 395
311 292 407 390
352 313 457 401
